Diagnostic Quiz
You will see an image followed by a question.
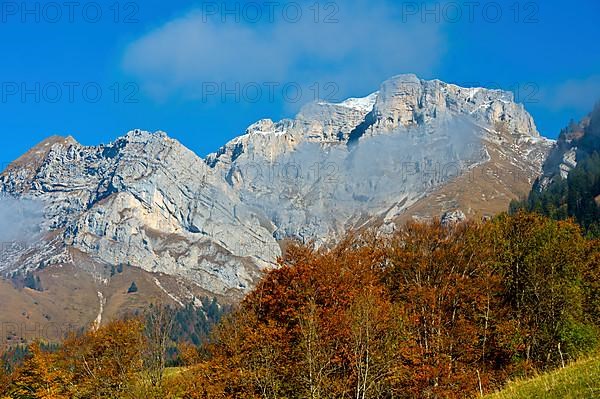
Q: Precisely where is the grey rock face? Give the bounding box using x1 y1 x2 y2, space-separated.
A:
1 75 554 297
207 75 552 243
0 130 279 295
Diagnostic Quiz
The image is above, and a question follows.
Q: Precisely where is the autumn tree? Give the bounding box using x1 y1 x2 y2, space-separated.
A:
347 292 405 399
3 212 598 399
184 311 270 398
0 355 10 396
584 239 600 327
143 304 176 389
61 318 146 398
297 298 336 399
8 343 68 399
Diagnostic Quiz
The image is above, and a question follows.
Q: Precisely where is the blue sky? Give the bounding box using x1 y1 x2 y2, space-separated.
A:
0 0 599 166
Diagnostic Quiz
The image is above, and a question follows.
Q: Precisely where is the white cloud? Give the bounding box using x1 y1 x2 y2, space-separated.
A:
122 0 445 104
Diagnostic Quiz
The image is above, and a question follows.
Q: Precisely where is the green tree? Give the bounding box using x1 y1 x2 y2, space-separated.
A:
491 212 597 365
128 281 138 293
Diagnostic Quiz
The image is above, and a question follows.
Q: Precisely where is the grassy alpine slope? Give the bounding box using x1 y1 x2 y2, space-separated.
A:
485 354 600 399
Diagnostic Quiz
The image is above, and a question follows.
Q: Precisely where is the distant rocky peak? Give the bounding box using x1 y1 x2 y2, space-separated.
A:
124 128 167 141
0 135 81 194
3 135 77 172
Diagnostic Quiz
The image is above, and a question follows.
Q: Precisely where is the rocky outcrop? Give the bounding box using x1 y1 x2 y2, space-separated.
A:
441 210 466 226
362 74 539 138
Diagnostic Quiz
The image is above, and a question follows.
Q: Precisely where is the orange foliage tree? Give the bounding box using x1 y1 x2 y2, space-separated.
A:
8 343 69 399
61 318 146 398
4 319 146 399
382 220 516 396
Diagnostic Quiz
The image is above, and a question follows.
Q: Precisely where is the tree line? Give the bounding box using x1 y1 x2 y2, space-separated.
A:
1 211 598 398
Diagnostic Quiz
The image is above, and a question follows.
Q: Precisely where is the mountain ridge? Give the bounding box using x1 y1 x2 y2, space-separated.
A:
0 74 556 340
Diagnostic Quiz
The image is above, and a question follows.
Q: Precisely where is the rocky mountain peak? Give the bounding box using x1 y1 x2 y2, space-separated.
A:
207 75 542 172
1 135 79 192
203 75 553 245
367 75 538 139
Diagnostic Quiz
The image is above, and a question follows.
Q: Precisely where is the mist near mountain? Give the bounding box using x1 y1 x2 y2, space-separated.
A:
0 196 44 246
231 115 486 241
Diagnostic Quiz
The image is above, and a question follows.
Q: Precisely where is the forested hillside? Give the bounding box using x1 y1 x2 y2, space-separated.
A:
511 103 600 235
1 212 598 398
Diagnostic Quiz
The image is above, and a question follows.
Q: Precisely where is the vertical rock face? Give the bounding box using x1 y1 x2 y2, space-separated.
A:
1 75 554 300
